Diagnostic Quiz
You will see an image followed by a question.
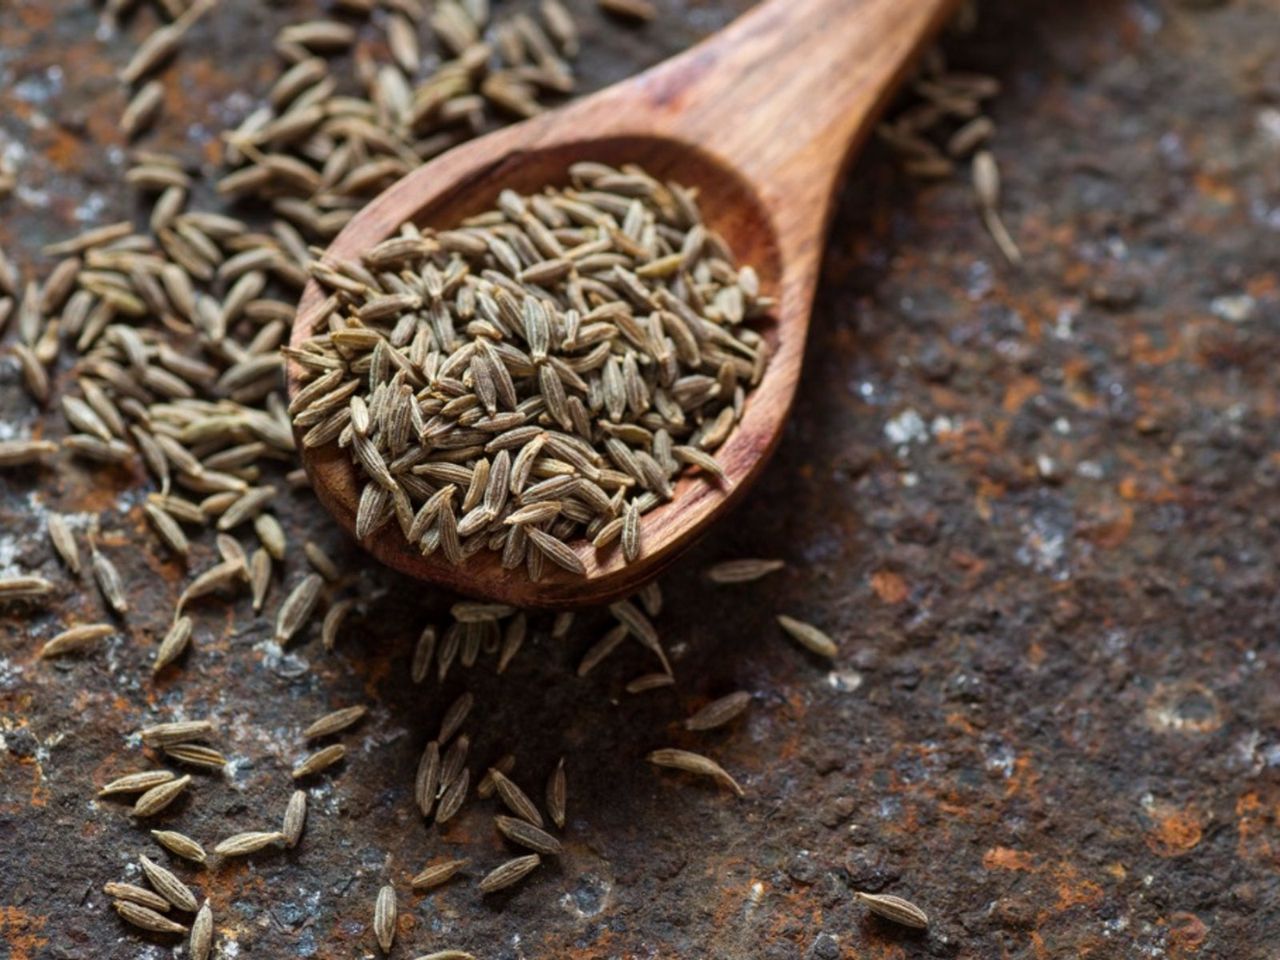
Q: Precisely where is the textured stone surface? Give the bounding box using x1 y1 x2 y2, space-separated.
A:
2 0 1279 957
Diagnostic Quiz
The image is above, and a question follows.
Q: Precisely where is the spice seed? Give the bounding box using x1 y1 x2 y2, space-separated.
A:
374 884 397 953
684 691 752 731
546 757 566 830
282 789 308 848
478 854 541 895
190 901 213 960
705 558 785 584
494 814 562 855
99 770 176 796
410 858 468 892
114 899 188 935
303 704 367 739
855 891 930 929
132 774 192 817
213 831 285 857
597 0 657 21
139 854 199 912
292 743 346 779
47 514 81 575
140 720 214 747
776 615 838 659
163 744 228 770
646 748 744 796
104 881 171 913
489 769 544 828
151 829 207 864
40 622 114 658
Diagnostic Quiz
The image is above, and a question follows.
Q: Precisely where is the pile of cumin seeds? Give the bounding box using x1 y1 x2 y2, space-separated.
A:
290 163 773 577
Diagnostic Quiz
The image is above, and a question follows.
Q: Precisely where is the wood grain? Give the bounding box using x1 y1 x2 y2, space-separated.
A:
287 0 958 608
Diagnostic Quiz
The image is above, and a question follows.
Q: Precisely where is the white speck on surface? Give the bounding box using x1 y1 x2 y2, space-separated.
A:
1257 107 1280 146
1210 294 1255 324
1077 460 1105 479
901 471 918 487
884 408 927 447
74 191 108 223
1052 304 1076 340
1053 417 1072 435
825 669 863 693
1015 515 1068 578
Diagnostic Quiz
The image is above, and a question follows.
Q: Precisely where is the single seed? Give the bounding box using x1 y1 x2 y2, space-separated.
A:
490 769 544 827
214 831 285 857
625 672 675 693
546 757 566 829
275 573 324 644
646 748 744 796
153 616 193 672
304 705 367 739
494 814 562 855
438 691 473 744
163 744 228 770
706 558 785 584
47 514 81 575
478 854 540 894
140 720 214 747
100 770 176 796
90 543 128 615
292 743 346 778
597 0 657 21
190 901 214 960
374 884 397 953
855 891 929 929
435 768 470 824
282 789 307 848
114 899 188 935
103 881 171 913
685 691 752 731
776 615 838 659
151 829 207 864
139 854 199 911
40 622 114 658
411 858 468 891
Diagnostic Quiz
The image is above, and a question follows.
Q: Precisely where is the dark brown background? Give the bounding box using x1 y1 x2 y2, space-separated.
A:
2 0 1279 957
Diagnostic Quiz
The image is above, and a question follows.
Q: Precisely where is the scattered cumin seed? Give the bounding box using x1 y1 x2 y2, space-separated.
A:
292 743 345 779
40 622 114 658
705 558 785 584
646 748 744 796
99 770 176 796
855 891 929 929
684 691 752 731
213 831 285 857
104 881 171 913
151 829 207 865
374 884 397 953
304 704 367 739
114 899 188 934
190 901 213 960
478 854 540 895
139 854 199 911
411 858 468 892
494 814 562 855
776 614 838 659
546 757 566 830
282 789 307 848
132 774 192 817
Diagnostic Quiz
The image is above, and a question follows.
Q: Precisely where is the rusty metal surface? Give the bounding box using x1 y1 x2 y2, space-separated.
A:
3 0 1280 957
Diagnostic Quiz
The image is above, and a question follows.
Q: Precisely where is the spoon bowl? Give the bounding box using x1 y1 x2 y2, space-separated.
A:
288 0 958 608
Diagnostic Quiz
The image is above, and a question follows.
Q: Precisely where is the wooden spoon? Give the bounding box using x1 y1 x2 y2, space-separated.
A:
288 0 959 608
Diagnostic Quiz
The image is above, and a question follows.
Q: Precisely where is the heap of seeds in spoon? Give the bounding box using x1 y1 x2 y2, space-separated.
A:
290 163 773 577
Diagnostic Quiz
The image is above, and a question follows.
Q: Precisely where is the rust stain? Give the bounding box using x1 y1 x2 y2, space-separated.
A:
0 907 50 960
1145 804 1205 858
983 846 1036 871
869 570 907 604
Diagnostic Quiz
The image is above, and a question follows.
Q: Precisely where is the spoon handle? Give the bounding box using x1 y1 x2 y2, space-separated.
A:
624 0 959 218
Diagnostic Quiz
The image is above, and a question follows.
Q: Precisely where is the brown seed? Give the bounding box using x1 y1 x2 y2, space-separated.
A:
412 952 478 960
275 573 324 644
103 881 171 913
139 854 199 911
411 858 468 892
490 769 544 828
705 558 785 584
190 901 213 960
597 0 657 22
411 625 436 683
577 624 627 676
40 622 114 658
685 691 752 731
214 831 285 857
625 672 674 693
99 769 176 796
292 743 346 778
776 615 838 659
282 789 307 848
163 744 228 770
478 854 540 895
374 884 397 953
304 705 367 739
646 748 744 796
855 891 929 929
0 439 58 467
132 774 193 816
415 740 441 817
304 540 340 581
435 768 470 824
140 720 214 747
122 80 165 139
153 616 193 672
114 899 188 935
545 757 566 829
438 691 473 744
151 829 207 864
494 814 562 855
46 514 81 575
89 543 128 615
